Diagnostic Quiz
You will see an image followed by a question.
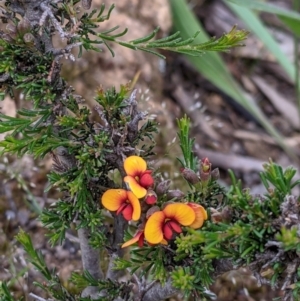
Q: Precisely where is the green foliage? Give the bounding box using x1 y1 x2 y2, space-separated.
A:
276 227 300 252
15 229 74 300
260 159 300 194
186 173 226 207
50 3 250 59
175 159 300 296
114 246 168 283
0 134 71 159
15 229 52 280
70 270 129 301
0 39 55 108
79 4 248 58
135 120 158 150
0 282 18 301
176 115 198 171
174 123 300 297
171 259 215 299
171 267 195 296
40 200 74 246
293 282 300 300
15 229 113 300
102 25 248 59
95 84 130 112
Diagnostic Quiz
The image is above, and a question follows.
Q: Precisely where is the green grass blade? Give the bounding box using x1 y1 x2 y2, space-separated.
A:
225 2 296 83
224 0 300 37
169 0 295 159
225 0 300 21
279 16 300 37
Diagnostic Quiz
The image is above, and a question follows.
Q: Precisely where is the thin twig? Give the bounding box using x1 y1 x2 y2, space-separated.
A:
29 293 53 301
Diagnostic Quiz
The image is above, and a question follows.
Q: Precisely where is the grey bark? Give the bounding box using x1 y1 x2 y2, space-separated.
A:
78 227 104 298
142 279 179 301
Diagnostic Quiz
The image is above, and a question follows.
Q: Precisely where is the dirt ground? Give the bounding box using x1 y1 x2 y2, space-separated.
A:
0 0 299 300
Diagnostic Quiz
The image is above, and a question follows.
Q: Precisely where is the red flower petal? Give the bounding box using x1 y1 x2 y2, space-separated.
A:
163 222 173 240
169 220 182 234
116 202 127 215
145 191 157 205
140 173 154 188
122 204 133 221
138 233 145 247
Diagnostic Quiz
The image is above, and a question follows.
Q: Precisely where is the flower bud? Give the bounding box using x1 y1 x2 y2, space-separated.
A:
23 33 35 45
211 168 220 180
156 179 171 196
145 189 157 205
167 189 185 201
1 33 14 43
200 157 211 182
17 18 31 36
140 171 154 188
6 24 17 35
201 157 211 172
180 167 200 185
210 208 222 223
146 206 160 219
82 0 92 10
210 206 232 223
6 24 17 40
221 206 232 223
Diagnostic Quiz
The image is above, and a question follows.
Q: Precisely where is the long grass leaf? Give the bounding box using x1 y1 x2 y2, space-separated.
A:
225 0 300 21
279 16 300 37
225 0 300 37
169 0 295 159
225 2 296 83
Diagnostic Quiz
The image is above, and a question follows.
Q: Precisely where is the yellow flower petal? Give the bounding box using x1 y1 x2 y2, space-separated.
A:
144 211 165 244
124 156 147 177
124 176 147 199
122 236 139 248
160 239 168 245
101 189 127 211
122 231 144 248
127 191 141 221
188 203 207 229
163 203 195 226
201 205 208 220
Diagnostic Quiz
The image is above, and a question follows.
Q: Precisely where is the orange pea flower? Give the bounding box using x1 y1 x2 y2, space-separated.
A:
122 230 145 248
101 189 141 221
187 203 208 229
144 203 196 244
124 156 154 199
